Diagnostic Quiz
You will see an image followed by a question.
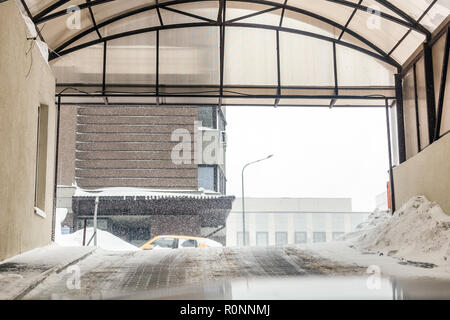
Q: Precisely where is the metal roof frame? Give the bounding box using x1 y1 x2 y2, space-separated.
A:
18 0 445 109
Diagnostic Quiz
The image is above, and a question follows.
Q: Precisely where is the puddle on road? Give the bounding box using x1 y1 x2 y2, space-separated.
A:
115 276 450 300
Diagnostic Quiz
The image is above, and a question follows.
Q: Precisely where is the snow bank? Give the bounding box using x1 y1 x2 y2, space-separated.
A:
348 196 450 265
57 228 140 252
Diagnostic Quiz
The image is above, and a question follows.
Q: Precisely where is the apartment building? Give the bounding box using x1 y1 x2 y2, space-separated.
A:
57 104 233 245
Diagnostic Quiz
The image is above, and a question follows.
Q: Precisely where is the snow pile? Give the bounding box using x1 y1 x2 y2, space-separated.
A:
349 196 450 265
340 208 391 241
57 228 140 252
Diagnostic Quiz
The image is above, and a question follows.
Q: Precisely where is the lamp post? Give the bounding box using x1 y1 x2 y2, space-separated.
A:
241 154 273 246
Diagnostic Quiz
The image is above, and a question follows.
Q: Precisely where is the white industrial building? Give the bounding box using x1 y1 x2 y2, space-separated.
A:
226 198 369 247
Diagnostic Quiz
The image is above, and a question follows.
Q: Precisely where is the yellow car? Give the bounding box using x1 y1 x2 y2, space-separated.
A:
140 235 223 250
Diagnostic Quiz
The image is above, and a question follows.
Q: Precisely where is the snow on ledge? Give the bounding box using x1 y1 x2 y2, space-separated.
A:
73 187 228 200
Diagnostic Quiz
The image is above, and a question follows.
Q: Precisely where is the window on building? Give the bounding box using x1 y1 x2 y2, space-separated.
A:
313 232 326 243
237 232 249 246
77 219 109 231
256 232 268 246
198 165 216 191
218 167 226 194
332 232 345 240
295 232 307 244
131 227 151 241
275 232 288 246
218 108 226 131
34 105 49 216
198 106 216 129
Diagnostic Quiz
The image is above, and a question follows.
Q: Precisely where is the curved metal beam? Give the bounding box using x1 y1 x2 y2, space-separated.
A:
32 0 72 22
50 21 400 68
161 6 215 23
388 0 436 56
50 0 398 66
326 0 430 36
35 0 115 24
372 0 431 38
86 0 102 39
34 0 429 38
52 0 202 53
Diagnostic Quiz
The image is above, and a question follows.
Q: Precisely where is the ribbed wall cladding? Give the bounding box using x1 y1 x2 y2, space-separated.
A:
75 106 198 189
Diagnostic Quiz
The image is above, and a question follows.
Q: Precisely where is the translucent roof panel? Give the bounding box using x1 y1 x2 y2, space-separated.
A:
282 10 339 38
159 27 220 85
224 27 278 86
226 2 279 22
52 44 104 84
106 33 157 86
387 0 440 21
420 0 450 31
18 0 448 105
336 45 396 86
346 9 409 55
90 0 157 22
287 0 356 26
390 31 426 64
98 10 160 38
280 32 334 86
40 6 92 51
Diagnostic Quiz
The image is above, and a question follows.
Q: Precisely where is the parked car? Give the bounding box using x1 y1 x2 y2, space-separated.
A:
140 235 223 250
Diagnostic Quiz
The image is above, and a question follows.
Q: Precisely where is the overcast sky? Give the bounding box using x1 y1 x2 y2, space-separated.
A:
225 106 390 212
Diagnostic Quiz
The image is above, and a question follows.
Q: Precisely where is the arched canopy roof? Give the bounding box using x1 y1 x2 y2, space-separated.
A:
19 0 450 106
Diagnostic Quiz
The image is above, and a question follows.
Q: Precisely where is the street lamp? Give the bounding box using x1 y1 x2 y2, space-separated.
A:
241 154 273 246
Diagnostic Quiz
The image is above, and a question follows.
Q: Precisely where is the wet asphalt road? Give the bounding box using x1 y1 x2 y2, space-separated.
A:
24 246 363 300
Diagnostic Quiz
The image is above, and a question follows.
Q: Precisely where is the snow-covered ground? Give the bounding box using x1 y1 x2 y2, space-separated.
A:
57 228 140 252
4 195 450 300
0 244 95 300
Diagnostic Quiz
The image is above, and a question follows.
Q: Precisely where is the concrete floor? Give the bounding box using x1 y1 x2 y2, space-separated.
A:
24 246 363 299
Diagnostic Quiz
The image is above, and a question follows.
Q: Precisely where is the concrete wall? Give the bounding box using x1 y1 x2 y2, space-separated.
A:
231 197 353 213
0 1 56 261
393 132 450 215
57 105 77 186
